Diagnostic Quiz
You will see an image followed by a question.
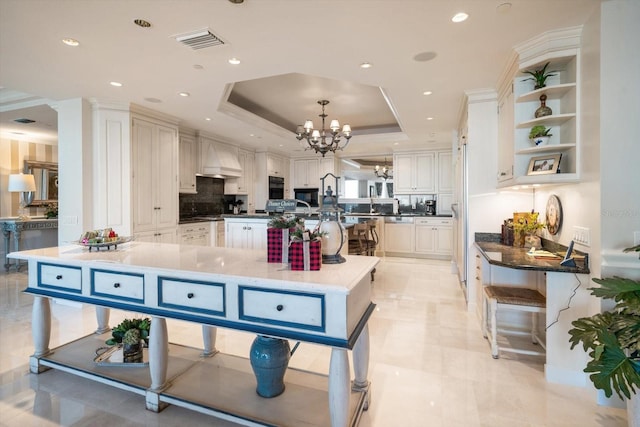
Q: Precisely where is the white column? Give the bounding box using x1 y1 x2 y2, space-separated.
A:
329 348 349 427
146 316 169 412
352 324 370 391
95 307 110 334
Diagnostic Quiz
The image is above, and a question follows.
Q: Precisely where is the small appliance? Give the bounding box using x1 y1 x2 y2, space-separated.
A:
425 200 436 215
294 188 319 207
268 176 285 200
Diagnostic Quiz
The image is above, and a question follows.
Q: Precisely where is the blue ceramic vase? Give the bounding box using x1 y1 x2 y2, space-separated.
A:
249 335 291 398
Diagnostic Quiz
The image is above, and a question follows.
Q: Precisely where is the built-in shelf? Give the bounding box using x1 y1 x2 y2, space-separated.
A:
516 113 576 128
516 143 577 155
515 83 576 103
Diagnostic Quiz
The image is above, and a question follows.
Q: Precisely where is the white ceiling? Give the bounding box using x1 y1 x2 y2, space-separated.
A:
0 0 600 157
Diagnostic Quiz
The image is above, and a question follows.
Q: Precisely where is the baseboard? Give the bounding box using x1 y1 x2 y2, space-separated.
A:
545 364 587 387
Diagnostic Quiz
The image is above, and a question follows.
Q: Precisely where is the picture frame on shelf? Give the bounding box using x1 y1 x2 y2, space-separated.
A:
527 153 562 175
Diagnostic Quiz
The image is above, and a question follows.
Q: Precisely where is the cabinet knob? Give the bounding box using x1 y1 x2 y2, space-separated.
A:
187 292 194 299
276 304 284 311
56 274 62 280
113 283 121 288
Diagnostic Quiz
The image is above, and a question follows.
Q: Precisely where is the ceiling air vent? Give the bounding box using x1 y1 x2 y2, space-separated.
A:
175 29 225 50
14 118 36 124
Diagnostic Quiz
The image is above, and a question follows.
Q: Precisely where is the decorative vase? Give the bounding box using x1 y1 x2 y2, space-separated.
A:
122 341 143 363
249 335 291 398
530 136 550 147
534 94 552 118
513 231 525 248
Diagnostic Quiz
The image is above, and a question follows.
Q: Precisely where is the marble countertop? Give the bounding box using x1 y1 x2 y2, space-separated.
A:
474 237 590 274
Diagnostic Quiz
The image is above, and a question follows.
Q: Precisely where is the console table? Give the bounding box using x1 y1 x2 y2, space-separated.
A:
1 218 58 271
9 242 378 427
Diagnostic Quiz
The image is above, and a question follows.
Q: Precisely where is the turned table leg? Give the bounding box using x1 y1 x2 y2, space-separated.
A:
146 316 169 412
329 348 350 427
202 325 218 357
30 296 51 373
95 307 111 334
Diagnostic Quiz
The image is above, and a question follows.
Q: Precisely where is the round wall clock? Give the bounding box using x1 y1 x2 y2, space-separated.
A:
545 195 562 235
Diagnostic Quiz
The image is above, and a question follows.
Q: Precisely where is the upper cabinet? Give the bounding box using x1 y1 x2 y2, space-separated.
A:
292 158 320 188
224 148 255 196
178 132 197 194
498 27 581 187
267 153 285 177
393 152 436 194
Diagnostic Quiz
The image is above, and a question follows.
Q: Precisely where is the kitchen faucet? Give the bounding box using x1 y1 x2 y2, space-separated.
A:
296 200 312 217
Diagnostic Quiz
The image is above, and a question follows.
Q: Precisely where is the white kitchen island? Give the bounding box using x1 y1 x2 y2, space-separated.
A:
9 241 378 427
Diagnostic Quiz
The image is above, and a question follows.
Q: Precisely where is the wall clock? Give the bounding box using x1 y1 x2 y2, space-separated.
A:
545 195 562 235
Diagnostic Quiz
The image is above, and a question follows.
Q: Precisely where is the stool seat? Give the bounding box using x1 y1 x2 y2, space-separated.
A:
484 286 546 308
482 285 546 359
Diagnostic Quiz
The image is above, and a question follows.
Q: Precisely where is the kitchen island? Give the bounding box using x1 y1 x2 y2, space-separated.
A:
9 241 379 427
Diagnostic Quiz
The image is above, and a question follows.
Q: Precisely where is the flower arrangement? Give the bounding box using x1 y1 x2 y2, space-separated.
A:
267 215 303 229
513 211 545 234
106 317 151 346
45 202 58 219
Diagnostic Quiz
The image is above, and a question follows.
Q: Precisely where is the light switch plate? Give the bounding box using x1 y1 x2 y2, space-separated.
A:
573 226 591 247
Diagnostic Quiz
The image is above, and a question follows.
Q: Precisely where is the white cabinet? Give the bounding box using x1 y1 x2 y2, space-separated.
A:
135 228 177 243
292 158 320 188
393 152 436 194
383 223 415 254
178 133 197 194
415 218 452 255
225 219 267 250
132 116 178 242
437 151 453 193
267 153 285 177
179 223 210 246
497 78 515 183
225 148 255 196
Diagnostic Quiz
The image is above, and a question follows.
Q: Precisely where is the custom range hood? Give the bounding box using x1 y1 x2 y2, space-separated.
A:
200 141 242 178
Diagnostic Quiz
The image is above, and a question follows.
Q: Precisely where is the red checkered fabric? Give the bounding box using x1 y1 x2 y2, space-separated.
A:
267 228 293 263
289 240 322 271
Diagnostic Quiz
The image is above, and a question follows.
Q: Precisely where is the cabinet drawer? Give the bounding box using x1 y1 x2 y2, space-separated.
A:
91 269 144 303
38 263 82 293
415 218 452 226
158 277 225 316
239 286 325 332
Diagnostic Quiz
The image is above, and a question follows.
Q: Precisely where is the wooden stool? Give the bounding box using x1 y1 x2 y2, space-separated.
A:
482 285 546 359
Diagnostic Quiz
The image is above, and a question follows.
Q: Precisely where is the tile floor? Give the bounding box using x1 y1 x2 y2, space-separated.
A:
0 257 627 426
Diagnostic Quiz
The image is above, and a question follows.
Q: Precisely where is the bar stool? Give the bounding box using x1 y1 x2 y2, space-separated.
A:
482 285 546 359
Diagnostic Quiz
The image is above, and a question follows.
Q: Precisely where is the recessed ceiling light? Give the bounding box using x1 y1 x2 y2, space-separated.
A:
179 92 190 97
279 144 283 147
423 91 433 96
134 19 152 28
249 134 255 137
205 117 212 121
62 38 79 47
427 117 434 120
110 81 123 87
193 64 204 70
452 12 469 23
393 142 399 146
144 97 162 103
413 51 437 62
228 57 241 65
360 62 372 69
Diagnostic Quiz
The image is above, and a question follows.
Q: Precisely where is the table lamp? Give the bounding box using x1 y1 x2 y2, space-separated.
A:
8 173 36 220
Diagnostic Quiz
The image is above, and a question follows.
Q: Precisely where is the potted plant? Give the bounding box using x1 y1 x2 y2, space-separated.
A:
105 317 151 346
232 199 244 214
568 276 640 419
512 211 545 248
529 125 552 146
523 61 557 90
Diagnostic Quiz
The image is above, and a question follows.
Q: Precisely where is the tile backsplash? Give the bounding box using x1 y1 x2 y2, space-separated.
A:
179 177 233 217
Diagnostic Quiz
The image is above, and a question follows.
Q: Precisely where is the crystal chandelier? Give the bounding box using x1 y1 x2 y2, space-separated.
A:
374 158 392 180
296 100 352 157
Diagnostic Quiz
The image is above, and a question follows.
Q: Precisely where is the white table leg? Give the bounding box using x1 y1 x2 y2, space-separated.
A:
30 296 51 373
329 348 349 427
146 316 168 412
352 324 370 390
202 325 218 357
95 306 111 334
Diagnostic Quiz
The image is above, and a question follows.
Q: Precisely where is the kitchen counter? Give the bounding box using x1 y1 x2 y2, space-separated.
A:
474 237 589 274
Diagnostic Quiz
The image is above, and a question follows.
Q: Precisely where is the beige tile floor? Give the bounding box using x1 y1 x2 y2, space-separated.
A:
0 257 627 427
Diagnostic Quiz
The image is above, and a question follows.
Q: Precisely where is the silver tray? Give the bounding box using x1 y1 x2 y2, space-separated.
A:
78 237 131 251
94 345 149 367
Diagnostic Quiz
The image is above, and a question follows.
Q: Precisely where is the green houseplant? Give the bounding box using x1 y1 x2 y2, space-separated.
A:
529 125 552 139
523 61 557 89
106 317 151 346
568 276 640 400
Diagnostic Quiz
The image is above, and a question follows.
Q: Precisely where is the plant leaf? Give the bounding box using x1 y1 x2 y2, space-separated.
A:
568 312 614 351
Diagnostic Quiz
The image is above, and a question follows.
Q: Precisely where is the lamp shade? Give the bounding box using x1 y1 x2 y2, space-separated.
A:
8 173 36 192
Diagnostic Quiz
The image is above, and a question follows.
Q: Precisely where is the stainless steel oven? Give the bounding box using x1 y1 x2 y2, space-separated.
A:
268 176 285 200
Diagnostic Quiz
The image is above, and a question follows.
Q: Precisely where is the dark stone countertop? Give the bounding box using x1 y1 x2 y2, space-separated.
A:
474 233 590 274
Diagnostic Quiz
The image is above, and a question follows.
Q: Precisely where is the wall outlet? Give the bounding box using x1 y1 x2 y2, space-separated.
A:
572 226 591 247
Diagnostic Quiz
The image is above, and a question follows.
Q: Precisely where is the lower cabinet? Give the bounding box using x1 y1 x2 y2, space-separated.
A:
384 223 415 254
225 219 267 250
179 223 210 246
415 218 453 256
134 227 177 243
